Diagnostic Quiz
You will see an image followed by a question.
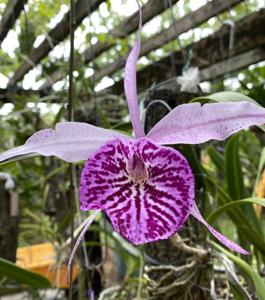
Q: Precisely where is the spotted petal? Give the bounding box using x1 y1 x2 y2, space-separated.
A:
0 122 130 163
147 101 265 145
80 137 195 244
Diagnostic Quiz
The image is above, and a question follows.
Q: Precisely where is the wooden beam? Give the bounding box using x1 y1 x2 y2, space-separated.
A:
1 47 264 104
92 0 243 83
0 0 27 44
101 8 265 96
8 0 104 86
84 0 180 63
143 47 265 94
200 47 265 81
0 87 62 104
40 0 180 90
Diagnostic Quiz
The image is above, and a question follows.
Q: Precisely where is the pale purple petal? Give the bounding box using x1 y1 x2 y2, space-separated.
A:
191 203 250 255
67 210 100 284
147 101 265 145
0 122 130 163
124 0 145 138
80 137 195 245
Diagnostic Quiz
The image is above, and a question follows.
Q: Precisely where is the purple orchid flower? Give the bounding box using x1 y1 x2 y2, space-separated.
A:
1 0 265 274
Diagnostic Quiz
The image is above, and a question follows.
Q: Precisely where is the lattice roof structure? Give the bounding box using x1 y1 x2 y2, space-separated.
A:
0 0 264 103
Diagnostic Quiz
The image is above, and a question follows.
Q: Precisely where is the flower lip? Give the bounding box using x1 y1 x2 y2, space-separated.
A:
80 137 195 245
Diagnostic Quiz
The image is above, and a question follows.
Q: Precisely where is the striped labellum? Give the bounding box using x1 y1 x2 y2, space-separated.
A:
80 137 194 244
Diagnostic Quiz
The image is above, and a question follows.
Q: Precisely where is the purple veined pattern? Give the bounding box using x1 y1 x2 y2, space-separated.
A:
80 137 195 244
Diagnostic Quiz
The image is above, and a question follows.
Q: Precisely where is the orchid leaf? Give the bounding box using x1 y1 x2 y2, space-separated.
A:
179 144 206 189
219 254 252 300
96 106 111 129
192 91 259 105
225 134 262 234
207 198 265 225
0 153 38 166
0 258 51 288
206 146 224 172
225 134 245 200
147 101 265 145
0 122 130 163
211 242 265 300
112 122 133 134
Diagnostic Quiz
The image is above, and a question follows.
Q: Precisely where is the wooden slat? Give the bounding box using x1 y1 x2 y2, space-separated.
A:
1 47 264 104
40 0 180 90
92 0 243 83
8 0 104 86
143 47 265 94
101 8 265 96
0 0 27 44
200 47 265 81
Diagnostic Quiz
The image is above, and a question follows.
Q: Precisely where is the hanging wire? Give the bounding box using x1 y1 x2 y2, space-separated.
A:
143 99 172 133
212 0 236 86
163 0 177 77
223 19 235 79
166 0 191 72
146 0 193 97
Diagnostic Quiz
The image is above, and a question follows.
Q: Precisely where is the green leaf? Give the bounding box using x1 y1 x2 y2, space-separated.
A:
207 198 265 225
192 91 259 105
211 242 265 300
180 145 206 190
106 0 111 10
225 134 261 235
53 104 65 126
207 146 224 172
111 122 132 134
96 106 111 129
225 134 245 200
0 258 51 288
0 154 38 166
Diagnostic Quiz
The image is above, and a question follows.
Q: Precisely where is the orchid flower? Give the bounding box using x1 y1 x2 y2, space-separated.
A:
2 1 265 274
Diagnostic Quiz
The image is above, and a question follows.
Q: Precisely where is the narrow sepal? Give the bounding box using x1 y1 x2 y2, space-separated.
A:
191 203 250 255
66 211 100 285
124 0 145 138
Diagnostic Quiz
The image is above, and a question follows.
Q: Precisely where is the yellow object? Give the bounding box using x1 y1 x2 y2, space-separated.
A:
16 242 79 288
255 169 265 218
